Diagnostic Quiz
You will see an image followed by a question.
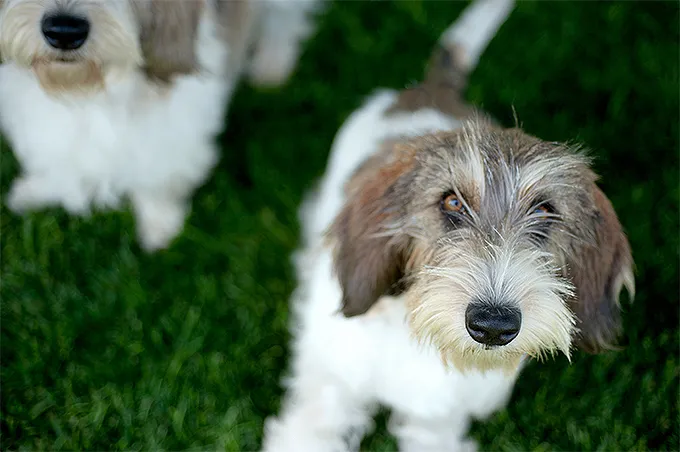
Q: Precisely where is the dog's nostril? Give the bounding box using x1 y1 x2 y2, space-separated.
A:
41 14 90 51
465 304 521 346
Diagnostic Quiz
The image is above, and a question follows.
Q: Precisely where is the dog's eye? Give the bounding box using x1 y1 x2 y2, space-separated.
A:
530 203 554 217
441 193 466 214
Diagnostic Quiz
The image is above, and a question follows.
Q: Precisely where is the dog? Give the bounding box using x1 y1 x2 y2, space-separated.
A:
0 0 323 251
262 0 635 450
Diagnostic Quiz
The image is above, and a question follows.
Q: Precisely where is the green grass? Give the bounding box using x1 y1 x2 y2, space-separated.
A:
1 1 678 450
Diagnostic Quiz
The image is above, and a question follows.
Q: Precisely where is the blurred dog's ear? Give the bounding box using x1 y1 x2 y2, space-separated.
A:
330 144 416 317
568 185 635 353
135 0 204 82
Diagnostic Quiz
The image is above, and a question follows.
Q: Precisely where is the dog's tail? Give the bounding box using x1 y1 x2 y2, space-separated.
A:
425 0 515 92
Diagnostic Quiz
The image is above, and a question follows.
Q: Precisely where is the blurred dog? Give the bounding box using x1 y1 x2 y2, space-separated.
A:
262 0 635 450
0 0 323 251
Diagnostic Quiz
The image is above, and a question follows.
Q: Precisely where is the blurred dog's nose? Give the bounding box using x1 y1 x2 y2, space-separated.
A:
42 14 90 50
465 304 521 346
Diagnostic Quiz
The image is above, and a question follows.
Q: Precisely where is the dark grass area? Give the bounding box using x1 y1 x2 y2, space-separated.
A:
1 1 678 450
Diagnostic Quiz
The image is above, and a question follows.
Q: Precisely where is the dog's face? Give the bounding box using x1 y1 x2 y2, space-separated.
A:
0 0 205 92
331 120 635 372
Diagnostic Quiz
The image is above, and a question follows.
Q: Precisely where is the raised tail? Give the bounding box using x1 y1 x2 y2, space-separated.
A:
425 0 515 92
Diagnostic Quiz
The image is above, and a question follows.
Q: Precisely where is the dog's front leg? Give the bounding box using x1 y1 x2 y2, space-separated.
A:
388 410 477 452
262 382 375 452
131 191 187 252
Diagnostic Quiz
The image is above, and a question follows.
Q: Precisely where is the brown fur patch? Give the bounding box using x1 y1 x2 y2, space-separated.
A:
32 59 104 93
385 44 475 119
134 0 205 83
331 143 418 317
567 185 635 353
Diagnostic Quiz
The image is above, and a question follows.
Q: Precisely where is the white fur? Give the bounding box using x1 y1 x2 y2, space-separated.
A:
0 0 322 251
263 92 522 452
441 0 514 70
246 0 323 86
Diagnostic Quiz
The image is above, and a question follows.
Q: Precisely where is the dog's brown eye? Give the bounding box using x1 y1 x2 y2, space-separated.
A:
442 193 465 213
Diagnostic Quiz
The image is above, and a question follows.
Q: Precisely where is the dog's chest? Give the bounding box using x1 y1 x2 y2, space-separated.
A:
363 298 519 418
0 64 228 196
302 250 520 420
0 68 125 163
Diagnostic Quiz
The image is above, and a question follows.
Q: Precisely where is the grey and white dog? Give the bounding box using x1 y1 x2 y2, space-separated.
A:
262 0 635 450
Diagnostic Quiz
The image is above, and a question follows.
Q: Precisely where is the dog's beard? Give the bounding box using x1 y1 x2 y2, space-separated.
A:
0 0 141 93
407 245 577 374
32 59 104 92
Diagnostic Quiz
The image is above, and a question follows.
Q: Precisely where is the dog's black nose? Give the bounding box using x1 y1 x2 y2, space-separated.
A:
465 304 521 346
41 14 90 50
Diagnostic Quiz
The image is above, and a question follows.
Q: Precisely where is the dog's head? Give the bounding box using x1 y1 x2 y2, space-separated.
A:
0 0 205 92
331 119 634 372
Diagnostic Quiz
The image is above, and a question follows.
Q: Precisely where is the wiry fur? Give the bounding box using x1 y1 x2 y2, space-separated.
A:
395 129 592 372
0 0 324 251
263 0 635 450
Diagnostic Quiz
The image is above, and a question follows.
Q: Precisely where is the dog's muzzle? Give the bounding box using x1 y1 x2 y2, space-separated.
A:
465 304 521 346
41 14 90 51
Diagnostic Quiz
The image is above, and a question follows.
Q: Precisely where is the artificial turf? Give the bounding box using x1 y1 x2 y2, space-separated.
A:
1 1 678 450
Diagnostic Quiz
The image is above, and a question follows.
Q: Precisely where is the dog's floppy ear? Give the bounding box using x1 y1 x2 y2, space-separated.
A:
134 0 204 82
330 144 416 317
568 185 635 353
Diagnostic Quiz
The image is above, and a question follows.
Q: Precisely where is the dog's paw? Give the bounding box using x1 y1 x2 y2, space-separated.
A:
133 196 187 252
7 176 90 215
7 176 88 214
247 41 300 87
6 177 37 213
260 417 280 452
136 214 184 252
459 439 479 452
401 439 478 452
